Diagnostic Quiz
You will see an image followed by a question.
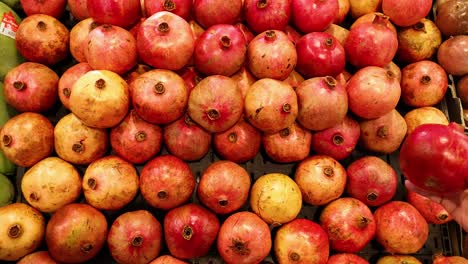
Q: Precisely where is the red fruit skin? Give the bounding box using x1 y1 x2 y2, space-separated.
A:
145 0 193 20
17 251 58 264
193 0 242 28
58 62 93 110
274 218 329 264
194 24 247 76
107 210 163 264
432 255 468 264
4 62 59 113
137 11 194 70
346 66 401 119
197 161 251 214
164 203 220 260
311 115 360 161
284 25 303 45
177 67 203 95
20 0 67 18
295 32 346 78
327 253 369 264
110 110 163 164
382 0 432 27
87 0 141 28
68 0 90 20
320 198 376 253
69 18 97 63
163 115 212 161
399 123 468 194
243 0 291 34
234 23 255 44
150 255 188 264
346 156 398 207
291 0 339 33
140 155 195 210
262 122 312 163
406 190 454 225
213 118 261 163
374 201 429 254
217 212 272 264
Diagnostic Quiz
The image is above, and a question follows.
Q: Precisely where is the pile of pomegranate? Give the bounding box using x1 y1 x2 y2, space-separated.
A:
0 0 467 263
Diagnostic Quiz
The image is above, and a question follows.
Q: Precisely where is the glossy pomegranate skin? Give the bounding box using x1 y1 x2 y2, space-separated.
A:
327 253 369 264
192 0 242 28
68 0 90 21
164 203 220 259
87 0 142 28
382 0 432 27
58 62 93 110
20 0 67 18
16 251 58 264
243 0 291 33
296 32 346 78
291 0 339 33
69 18 97 63
145 0 193 20
406 190 453 225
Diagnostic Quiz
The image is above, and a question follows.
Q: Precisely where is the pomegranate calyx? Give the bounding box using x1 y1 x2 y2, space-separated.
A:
220 36 232 49
87 178 97 190
37 21 47 31
135 131 147 142
158 22 170 33
164 0 176 11
289 252 301 261
227 132 237 143
131 235 144 247
182 225 193 240
2 135 12 147
8 224 22 238
207 109 220 120
265 30 277 41
324 76 337 88
154 82 165 94
257 0 268 9
63 87 71 98
230 239 250 255
13 81 26 91
413 21 427 33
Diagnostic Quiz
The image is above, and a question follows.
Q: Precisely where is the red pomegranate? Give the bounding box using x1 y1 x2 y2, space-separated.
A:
164 203 220 259
296 76 348 131
247 30 297 80
324 24 350 46
87 0 141 28
274 218 329 264
69 17 97 62
244 78 298 133
350 12 397 33
217 211 271 264
197 161 251 214
58 62 93 110
284 25 303 45
327 254 369 264
192 0 242 28
406 190 453 225
291 0 339 33
140 155 195 210
145 0 192 20
3 62 59 113
243 0 291 33
311 115 360 161
382 0 432 27
177 66 203 95
68 0 89 20
437 35 468 76
335 0 351 24
20 0 67 18
234 22 255 44
107 210 163 264
432 255 468 264
17 251 58 264
150 255 188 264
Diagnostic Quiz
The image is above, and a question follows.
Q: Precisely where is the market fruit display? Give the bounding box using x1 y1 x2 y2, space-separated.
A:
1 0 468 263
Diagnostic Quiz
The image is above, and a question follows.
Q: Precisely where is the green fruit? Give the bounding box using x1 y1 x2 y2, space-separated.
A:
0 173 14 206
0 1 24 81
0 82 16 176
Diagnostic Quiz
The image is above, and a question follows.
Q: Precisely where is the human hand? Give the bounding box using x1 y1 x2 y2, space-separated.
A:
405 180 468 232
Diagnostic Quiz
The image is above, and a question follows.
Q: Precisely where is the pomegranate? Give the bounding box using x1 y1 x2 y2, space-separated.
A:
382 0 432 27
68 0 89 20
140 155 195 210
359 109 407 154
87 0 141 28
294 155 347 206
250 173 302 225
46 203 108 263
274 218 329 264
406 190 453 225
262 122 312 163
346 156 398 207
346 66 401 119
193 0 242 28
291 0 339 33
131 69 188 124
243 0 291 33
163 114 212 161
69 17 98 63
244 78 298 133
349 0 382 18
69 70 130 128
15 14 69 65
295 32 346 78
311 115 360 161
107 210 163 264
0 112 54 167
150 255 188 264
404 107 449 135
21 157 81 213
234 22 255 44
58 62 93 110
437 35 468 76
296 76 348 131
401 60 448 107
83 156 139 211
17 251 58 264
86 24 137 74
0 203 45 261
284 25 302 45
197 160 251 214
20 0 66 18
137 11 194 70
373 201 429 254
433 255 468 264
376 255 422 264
247 30 297 80
350 12 397 33
177 66 203 95
399 123 468 194
384 61 402 82
213 118 261 163
436 0 468 37
188 75 243 133
230 67 256 99
283 70 305 89
3 62 58 113
189 19 205 41
194 24 247 76
164 203 220 259
145 0 192 20
320 197 376 253
324 24 350 46
458 75 468 105
396 19 442 64
335 0 350 24
54 113 109 165
327 253 369 264
111 110 163 164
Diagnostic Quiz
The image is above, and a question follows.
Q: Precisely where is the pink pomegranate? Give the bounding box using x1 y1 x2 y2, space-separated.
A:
406 190 453 225
243 0 291 33
17 251 58 264
20 0 67 18
58 62 93 110
150 255 188 264
382 0 432 27
291 0 339 33
145 0 192 20
69 17 97 62
327 254 369 264
87 0 141 28
192 0 242 28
